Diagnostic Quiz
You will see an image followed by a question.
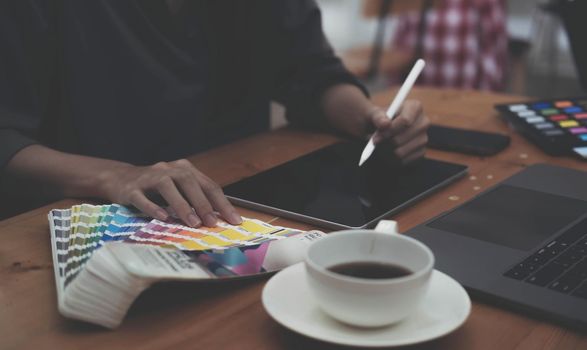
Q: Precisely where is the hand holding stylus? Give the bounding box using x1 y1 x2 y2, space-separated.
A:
359 59 426 166
365 99 429 164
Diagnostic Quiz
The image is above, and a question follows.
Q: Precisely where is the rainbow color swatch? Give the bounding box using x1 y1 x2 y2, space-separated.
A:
125 218 301 250
49 203 304 285
50 204 149 286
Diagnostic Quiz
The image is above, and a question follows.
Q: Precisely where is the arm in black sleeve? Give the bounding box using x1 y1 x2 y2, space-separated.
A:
0 1 54 173
270 0 369 130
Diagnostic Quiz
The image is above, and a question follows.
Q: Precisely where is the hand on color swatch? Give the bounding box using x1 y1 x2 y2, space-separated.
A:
100 159 242 227
369 100 430 163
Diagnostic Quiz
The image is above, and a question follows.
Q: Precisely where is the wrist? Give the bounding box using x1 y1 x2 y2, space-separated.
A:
62 160 132 200
91 162 134 201
321 84 378 138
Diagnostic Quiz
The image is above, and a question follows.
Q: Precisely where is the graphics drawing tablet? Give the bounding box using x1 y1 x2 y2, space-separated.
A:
223 142 468 229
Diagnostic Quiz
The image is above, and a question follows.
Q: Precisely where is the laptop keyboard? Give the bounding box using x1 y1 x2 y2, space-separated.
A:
504 216 587 299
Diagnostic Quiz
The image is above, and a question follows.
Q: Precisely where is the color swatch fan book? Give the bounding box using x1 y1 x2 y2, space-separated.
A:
48 204 324 328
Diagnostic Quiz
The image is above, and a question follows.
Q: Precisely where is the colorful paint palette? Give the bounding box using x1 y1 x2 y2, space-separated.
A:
496 98 587 160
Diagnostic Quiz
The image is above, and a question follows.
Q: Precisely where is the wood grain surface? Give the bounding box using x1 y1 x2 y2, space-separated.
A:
1 87 586 350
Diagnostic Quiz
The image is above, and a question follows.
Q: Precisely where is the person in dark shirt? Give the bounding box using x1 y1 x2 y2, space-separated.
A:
0 0 429 226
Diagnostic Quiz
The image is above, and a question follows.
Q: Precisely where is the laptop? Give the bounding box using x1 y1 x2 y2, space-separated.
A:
406 163 587 328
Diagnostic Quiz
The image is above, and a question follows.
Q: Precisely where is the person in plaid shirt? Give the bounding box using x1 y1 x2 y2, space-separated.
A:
389 0 508 91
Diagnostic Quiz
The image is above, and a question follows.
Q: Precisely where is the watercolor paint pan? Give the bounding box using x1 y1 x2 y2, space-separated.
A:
496 97 587 160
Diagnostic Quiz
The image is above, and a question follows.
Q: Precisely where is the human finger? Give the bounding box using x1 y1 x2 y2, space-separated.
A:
127 190 169 221
174 171 218 227
200 177 242 225
388 100 423 137
156 176 202 227
393 133 428 160
370 108 391 144
390 112 430 147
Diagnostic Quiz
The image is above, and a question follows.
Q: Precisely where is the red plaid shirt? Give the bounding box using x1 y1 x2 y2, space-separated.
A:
390 0 507 91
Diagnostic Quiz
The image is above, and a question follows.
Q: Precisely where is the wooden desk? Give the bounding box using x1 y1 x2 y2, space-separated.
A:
1 88 586 349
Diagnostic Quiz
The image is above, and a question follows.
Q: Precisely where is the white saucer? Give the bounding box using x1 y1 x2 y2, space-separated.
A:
262 263 471 348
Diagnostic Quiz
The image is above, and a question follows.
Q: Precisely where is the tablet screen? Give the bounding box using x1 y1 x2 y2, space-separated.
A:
224 142 467 229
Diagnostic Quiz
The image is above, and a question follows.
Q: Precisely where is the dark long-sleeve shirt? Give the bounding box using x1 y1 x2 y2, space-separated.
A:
0 0 366 171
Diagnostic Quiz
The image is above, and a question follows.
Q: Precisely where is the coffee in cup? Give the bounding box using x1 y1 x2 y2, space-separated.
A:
305 223 434 327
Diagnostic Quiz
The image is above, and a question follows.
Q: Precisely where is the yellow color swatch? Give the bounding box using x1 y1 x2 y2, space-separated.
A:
559 120 579 128
240 220 273 234
202 235 232 247
179 240 207 250
220 229 250 241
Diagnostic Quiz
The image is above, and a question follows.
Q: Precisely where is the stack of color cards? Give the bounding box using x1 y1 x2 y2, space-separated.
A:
50 204 305 286
495 98 587 160
48 203 324 328
51 204 150 287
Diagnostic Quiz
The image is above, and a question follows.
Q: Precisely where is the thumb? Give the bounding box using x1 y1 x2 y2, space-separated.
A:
370 108 390 130
368 108 391 144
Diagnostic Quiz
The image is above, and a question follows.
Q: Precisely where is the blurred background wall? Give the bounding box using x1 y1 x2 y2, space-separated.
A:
316 0 583 98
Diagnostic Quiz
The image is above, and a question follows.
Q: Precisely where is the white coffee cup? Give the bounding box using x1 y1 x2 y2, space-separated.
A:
305 222 434 327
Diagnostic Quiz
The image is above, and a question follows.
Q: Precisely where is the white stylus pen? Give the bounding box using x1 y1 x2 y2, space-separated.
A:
358 59 426 166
